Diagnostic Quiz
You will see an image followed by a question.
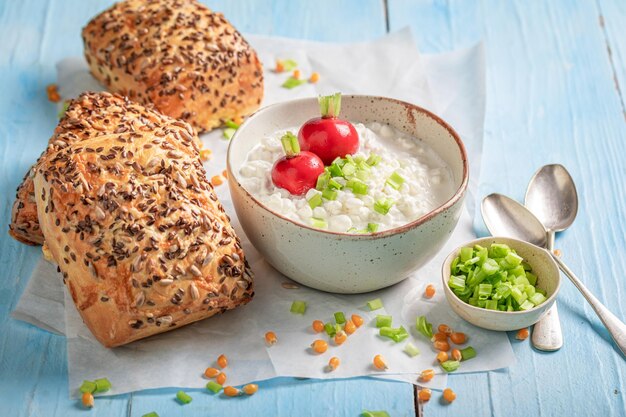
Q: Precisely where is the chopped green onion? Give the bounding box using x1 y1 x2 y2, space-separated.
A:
141 413 160 417
318 93 342 118
290 300 307 315
366 154 382 166
176 390 192 405
519 300 535 310
281 59 298 71
391 326 409 343
280 132 300 156
79 380 97 394
329 162 343 177
311 217 327 229
94 378 111 393
374 198 394 215
440 360 461 373
223 127 236 140
206 381 223 394
375 315 392 328
334 323 343 334
460 346 477 361
324 322 336 337
346 179 368 195
308 193 323 209
367 223 379 233
529 292 547 305
403 342 421 357
224 119 240 129
322 188 338 200
282 77 307 89
361 411 390 417
316 171 330 190
416 316 433 339
448 275 466 291
367 298 384 311
334 312 346 324
386 171 405 190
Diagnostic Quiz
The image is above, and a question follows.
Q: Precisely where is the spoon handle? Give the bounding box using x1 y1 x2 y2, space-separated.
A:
551 253 626 357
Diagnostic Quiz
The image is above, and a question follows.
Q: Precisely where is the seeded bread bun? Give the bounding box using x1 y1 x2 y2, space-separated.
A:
82 0 264 133
32 95 253 348
10 92 202 246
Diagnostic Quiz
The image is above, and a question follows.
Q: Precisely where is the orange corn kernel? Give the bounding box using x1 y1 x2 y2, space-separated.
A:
211 175 224 186
222 169 228 179
328 356 340 371
265 331 278 346
418 388 432 403
433 340 451 352
436 351 449 363
217 354 228 368
516 328 530 340
450 332 467 345
438 324 452 335
373 354 387 370
243 384 258 395
293 69 301 79
553 249 562 257
81 392 94 408
334 331 347 345
223 386 240 397
351 314 364 328
47 84 61 102
275 60 285 73
443 388 456 403
344 319 356 335
432 332 448 342
451 348 462 361
424 284 436 299
312 320 325 333
204 367 220 378
419 369 435 382
200 149 212 161
309 72 320 83
311 339 328 354
216 372 227 385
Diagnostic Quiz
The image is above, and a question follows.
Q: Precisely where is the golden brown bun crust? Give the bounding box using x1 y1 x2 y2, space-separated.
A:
33 94 253 348
82 0 264 133
9 91 202 246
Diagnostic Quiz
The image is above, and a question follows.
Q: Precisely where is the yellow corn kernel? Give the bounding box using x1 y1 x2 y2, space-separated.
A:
419 369 435 382
204 367 219 378
443 388 456 403
451 348 462 361
216 372 227 385
217 354 228 369
450 332 467 344
309 72 320 83
436 351 449 363
424 284 436 299
418 388 432 403
200 149 212 161
373 354 387 370
223 386 240 397
311 339 328 354
344 319 356 335
351 314 364 328
328 356 340 371
82 392 94 408
243 384 258 395
516 328 529 340
334 331 347 345
265 331 278 346
211 175 224 186
438 324 453 335
293 69 301 79
312 320 324 333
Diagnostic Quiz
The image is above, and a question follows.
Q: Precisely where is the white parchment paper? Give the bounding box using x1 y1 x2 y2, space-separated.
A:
12 29 512 397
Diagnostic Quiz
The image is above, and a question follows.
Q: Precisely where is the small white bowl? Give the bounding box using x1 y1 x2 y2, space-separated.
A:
227 95 468 293
441 237 561 331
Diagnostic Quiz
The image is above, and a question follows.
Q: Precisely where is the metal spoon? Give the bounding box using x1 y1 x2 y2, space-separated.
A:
481 193 626 357
524 164 578 351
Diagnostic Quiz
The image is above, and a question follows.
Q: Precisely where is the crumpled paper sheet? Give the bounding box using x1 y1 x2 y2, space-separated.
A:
13 28 512 397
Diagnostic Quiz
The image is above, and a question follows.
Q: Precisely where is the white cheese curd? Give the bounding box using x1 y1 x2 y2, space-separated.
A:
239 122 455 233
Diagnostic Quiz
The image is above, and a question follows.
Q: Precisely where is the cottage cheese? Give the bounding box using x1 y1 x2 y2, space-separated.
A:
239 122 455 233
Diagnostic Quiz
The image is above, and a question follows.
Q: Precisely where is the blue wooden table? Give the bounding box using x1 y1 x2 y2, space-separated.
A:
1 0 625 416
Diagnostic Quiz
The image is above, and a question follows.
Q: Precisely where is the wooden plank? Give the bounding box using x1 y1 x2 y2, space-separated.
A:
597 0 626 120
388 0 626 416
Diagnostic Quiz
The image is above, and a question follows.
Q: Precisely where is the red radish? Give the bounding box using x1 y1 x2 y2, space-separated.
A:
298 93 359 165
271 132 325 195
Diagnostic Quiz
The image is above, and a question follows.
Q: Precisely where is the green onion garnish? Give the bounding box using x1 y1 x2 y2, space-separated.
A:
324 322 336 337
322 188 338 200
334 312 346 324
290 300 307 315
318 93 342 118
386 171 405 190
206 381 223 394
316 171 330 190
391 326 409 343
176 391 192 404
311 217 327 229
460 346 477 361
373 198 394 215
328 178 343 190
367 298 383 311
282 77 307 89
281 59 298 71
223 127 236 140
346 179 368 195
142 413 160 417
361 410 391 417
366 154 382 166
94 378 111 393
367 223 379 233
280 131 300 157
375 315 392 328
224 119 240 129
440 360 461 373
416 316 433 339
308 193 322 209
79 380 97 394
403 342 420 357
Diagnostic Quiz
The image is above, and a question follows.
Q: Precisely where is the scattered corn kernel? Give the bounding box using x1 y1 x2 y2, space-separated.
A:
451 348 462 361
243 384 258 395
211 175 224 186
293 69 301 79
351 314 364 328
222 169 228 179
373 354 387 370
438 324 452 335
344 319 356 335
311 339 328 354
334 331 347 345
204 367 220 378
265 331 278 346
82 392 94 408
328 356 340 371
433 340 451 352
432 332 448 342
309 72 320 83
553 249 562 257
424 284 436 299
443 388 456 403
47 84 61 103
200 149 212 161
217 354 228 369
436 351 449 363
223 386 240 397
516 328 530 340
312 320 325 333
418 388 432 403
216 372 227 385
419 369 435 382
275 60 285 73
450 332 467 344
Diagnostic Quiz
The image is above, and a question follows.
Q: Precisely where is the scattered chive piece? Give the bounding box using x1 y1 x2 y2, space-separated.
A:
282 77 307 89
224 119 240 129
280 59 298 71
290 300 307 315
361 411 391 417
324 322 336 337
176 391 192 404
280 132 300 156
440 360 461 373
367 223 379 233
367 298 384 311
142 413 159 417
416 316 433 339
334 312 346 324
206 381 223 394
375 315 392 328
386 171 405 190
322 188 338 200
373 198 394 215
460 346 477 361
403 342 421 357
223 128 236 140
391 326 409 343
311 217 327 229
308 193 323 209
79 380 97 394
93 378 111 393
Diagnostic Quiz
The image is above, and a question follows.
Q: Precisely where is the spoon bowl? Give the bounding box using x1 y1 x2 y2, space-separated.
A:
481 193 547 247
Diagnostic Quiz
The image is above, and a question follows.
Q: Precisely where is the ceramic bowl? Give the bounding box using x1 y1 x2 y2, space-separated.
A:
227 95 468 293
441 236 561 331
